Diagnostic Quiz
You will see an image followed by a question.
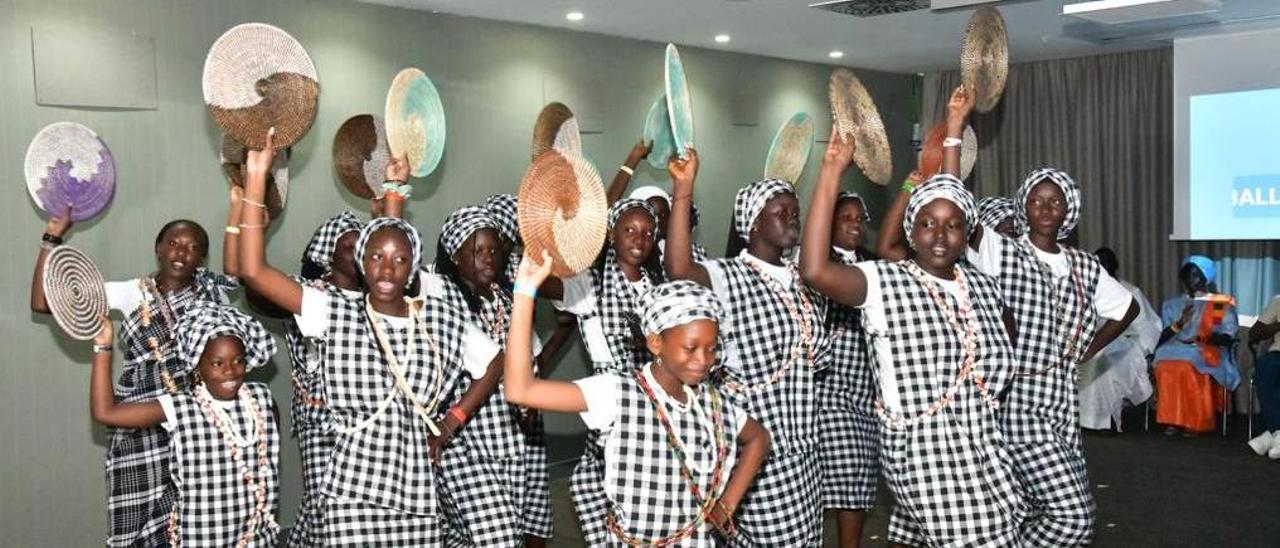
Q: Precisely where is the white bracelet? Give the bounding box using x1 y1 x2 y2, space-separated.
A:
942 137 963 148
619 165 634 176
225 226 241 235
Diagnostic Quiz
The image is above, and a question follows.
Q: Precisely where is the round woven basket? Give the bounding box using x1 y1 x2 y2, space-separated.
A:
42 245 108 341
219 134 289 219
918 122 979 181
828 69 892 185
202 23 319 149
333 114 389 199
642 94 677 170
385 68 446 178
665 44 696 160
518 150 607 277
961 6 1009 113
532 102 576 161
764 112 815 186
24 122 116 222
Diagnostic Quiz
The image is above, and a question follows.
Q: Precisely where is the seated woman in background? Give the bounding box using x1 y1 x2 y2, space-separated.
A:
1246 295 1280 459
1152 255 1241 435
1077 247 1161 431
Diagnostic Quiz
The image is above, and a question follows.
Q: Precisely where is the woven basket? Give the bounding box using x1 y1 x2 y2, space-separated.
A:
42 245 108 340
764 112 815 186
219 134 289 219
961 6 1009 113
203 23 319 149
828 69 892 185
24 122 116 222
333 114 389 199
665 44 696 160
532 102 576 161
385 68 446 178
918 123 979 181
518 149 607 277
642 94 677 170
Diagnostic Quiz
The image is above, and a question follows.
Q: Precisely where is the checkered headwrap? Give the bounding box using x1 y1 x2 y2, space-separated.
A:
975 197 1017 231
838 191 871 223
302 211 363 272
355 217 423 286
903 174 976 245
175 301 276 374
637 280 723 336
607 198 658 230
733 178 793 237
484 193 520 244
1016 167 1080 240
441 206 498 257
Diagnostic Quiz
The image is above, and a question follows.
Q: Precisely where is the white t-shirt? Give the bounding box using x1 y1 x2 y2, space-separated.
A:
417 272 543 355
854 261 964 413
104 279 146 316
156 393 242 434
573 365 749 434
553 269 651 364
969 234 1133 321
295 286 498 379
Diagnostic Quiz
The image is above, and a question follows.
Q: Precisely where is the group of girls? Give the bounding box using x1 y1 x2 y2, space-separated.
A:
35 83 1142 548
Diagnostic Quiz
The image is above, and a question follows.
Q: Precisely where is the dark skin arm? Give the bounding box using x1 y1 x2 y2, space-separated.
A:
604 140 652 205
238 129 304 315
429 351 504 465
223 187 244 277
1079 299 1141 363
664 150 713 287
535 309 578 373
30 206 73 314
1158 304 1195 346
706 418 769 531
381 154 409 219
798 129 871 307
89 316 165 428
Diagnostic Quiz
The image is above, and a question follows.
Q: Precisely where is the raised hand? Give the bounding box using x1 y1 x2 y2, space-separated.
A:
821 126 855 169
625 139 653 166
93 314 113 345
45 205 74 239
386 154 410 183
947 85 976 126
245 127 277 179
667 148 699 191
515 250 554 289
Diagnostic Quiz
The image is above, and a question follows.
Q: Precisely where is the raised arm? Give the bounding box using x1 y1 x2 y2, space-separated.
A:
238 129 304 314
30 207 73 314
222 187 243 277
381 154 409 219
605 140 652 205
664 150 712 287
873 171 920 262
89 317 165 428
503 251 589 413
798 130 870 307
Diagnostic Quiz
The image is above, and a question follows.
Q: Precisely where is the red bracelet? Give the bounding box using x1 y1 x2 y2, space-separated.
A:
448 406 468 425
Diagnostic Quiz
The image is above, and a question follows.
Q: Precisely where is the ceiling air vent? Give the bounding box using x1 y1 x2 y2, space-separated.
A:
809 0 930 17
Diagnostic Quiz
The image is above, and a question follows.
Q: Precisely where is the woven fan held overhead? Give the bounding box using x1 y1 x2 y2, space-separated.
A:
532 102 582 161
24 122 116 222
642 94 677 170
220 134 290 219
385 68 446 178
42 245 108 341
918 122 979 181
333 114 391 199
764 112 815 186
828 69 892 185
202 23 319 150
961 6 1009 113
518 149 607 278
665 44 696 161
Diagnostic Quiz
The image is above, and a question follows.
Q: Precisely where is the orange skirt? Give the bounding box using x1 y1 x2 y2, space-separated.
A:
1154 360 1226 433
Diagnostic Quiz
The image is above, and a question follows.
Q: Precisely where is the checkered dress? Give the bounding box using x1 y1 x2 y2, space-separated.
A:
427 274 553 545
817 249 880 511
283 280 358 548
167 383 280 546
871 261 1022 546
986 236 1103 545
600 372 743 547
657 240 709 267
312 293 467 544
107 273 237 547
705 257 829 546
571 251 658 545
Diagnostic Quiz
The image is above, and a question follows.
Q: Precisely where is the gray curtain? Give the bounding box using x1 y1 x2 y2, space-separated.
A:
925 47 1280 306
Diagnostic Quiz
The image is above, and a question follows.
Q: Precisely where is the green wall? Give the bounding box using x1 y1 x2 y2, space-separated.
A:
0 0 913 544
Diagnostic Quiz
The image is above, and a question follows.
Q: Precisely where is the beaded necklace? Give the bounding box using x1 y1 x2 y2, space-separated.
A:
476 283 506 342
721 260 817 395
874 262 999 429
364 297 448 437
138 278 184 394
167 384 276 547
1020 242 1089 376
606 367 733 546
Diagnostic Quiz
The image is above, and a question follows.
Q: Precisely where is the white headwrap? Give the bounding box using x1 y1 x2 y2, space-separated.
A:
637 280 724 336
732 178 793 238
903 174 977 247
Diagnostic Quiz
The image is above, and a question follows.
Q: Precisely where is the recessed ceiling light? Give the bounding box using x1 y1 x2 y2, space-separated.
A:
829 50 844 59
566 11 584 21
715 34 731 43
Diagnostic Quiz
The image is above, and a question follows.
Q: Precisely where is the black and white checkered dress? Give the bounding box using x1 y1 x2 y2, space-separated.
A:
870 261 1023 546
817 248 880 511
567 251 659 545
704 256 829 547
425 274 553 546
983 235 1103 545
309 294 468 545
598 372 745 547
283 280 358 548
107 272 237 547
167 382 280 546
